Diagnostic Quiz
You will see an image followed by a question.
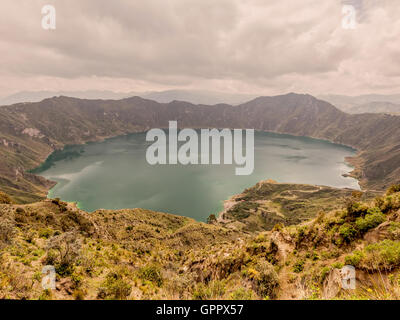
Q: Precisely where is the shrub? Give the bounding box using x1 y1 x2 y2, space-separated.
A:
331 262 344 269
344 240 400 271
363 240 400 270
207 214 217 224
137 264 163 287
0 191 13 204
345 250 364 266
320 267 331 283
192 280 226 300
15 207 25 214
97 272 131 300
293 259 305 273
272 223 284 232
45 231 81 276
346 200 368 218
339 223 357 242
72 288 87 300
229 288 256 300
305 251 319 261
387 184 400 196
376 194 400 213
0 215 15 250
39 228 53 239
355 208 385 233
388 222 400 239
295 226 308 247
38 289 52 300
253 261 279 298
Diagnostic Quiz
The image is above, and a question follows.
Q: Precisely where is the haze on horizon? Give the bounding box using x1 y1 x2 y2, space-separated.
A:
0 0 399 98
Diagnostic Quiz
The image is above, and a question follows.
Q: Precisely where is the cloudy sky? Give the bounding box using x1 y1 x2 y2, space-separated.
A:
0 0 399 97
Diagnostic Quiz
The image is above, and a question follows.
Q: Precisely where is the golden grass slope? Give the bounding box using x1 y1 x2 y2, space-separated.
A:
1 185 400 300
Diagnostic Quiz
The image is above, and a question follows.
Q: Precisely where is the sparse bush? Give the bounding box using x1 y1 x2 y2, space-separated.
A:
345 250 364 266
248 261 279 298
97 272 131 300
39 228 53 239
305 251 319 261
38 289 52 300
0 214 15 251
293 259 305 273
192 280 226 300
72 288 87 300
229 288 256 300
45 231 82 276
320 266 331 283
272 223 284 232
137 264 163 287
331 262 344 269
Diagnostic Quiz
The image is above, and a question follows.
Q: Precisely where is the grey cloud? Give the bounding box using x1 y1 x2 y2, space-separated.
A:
0 0 399 96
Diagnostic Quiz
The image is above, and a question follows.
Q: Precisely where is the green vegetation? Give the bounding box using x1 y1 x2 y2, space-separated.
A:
98 272 131 300
137 264 163 287
355 208 385 232
0 185 400 300
293 259 305 273
346 240 400 271
221 181 376 232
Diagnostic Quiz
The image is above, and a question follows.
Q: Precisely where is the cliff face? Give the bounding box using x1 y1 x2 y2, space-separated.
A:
0 93 400 202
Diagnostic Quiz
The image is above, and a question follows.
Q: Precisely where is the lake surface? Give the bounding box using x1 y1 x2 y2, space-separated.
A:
35 131 359 221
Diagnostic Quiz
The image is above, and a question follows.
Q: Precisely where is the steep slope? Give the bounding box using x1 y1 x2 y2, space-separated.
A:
0 93 399 202
1 186 400 300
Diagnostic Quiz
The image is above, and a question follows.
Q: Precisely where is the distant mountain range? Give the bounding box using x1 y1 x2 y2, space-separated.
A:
319 94 400 114
3 90 400 115
348 101 400 114
0 90 255 107
0 93 399 203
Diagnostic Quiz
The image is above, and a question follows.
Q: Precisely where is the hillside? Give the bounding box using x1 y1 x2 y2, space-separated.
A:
0 93 399 203
1 185 400 300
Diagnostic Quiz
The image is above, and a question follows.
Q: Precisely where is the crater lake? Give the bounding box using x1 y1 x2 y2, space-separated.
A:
35 131 359 221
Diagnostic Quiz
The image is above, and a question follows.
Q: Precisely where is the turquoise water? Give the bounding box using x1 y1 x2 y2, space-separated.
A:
36 131 359 221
